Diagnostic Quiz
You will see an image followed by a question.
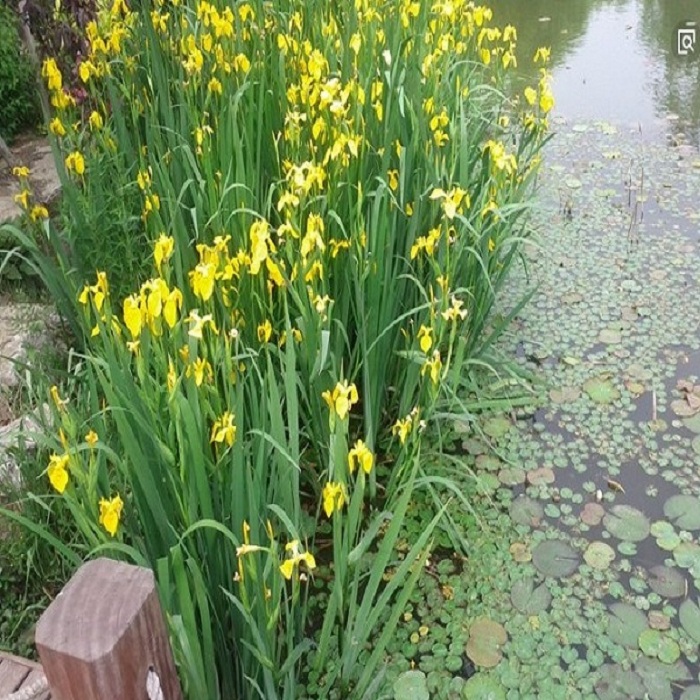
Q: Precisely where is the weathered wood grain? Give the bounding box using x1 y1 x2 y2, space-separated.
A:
35 558 183 700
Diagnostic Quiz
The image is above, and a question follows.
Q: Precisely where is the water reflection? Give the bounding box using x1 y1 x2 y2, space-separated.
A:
490 0 700 145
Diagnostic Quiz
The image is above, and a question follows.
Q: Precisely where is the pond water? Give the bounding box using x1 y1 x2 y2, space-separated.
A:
492 0 700 146
386 3 700 699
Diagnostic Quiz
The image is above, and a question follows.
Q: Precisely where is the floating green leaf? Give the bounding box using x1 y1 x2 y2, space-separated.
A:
482 416 512 439
682 414 700 433
650 520 681 551
618 541 637 556
673 542 700 574
462 438 487 455
648 565 686 598
594 665 645 699
549 386 581 404
635 657 691 699
671 399 697 417
393 671 429 700
679 599 700 644
607 603 648 648
583 541 615 570
639 629 663 657
583 375 620 404
526 467 555 486
626 364 653 381
509 542 531 563
461 674 506 700
509 496 544 528
510 577 552 615
599 328 622 344
692 436 700 455
603 505 650 542
498 468 525 486
466 618 507 668
664 494 700 531
532 540 580 578
476 454 503 472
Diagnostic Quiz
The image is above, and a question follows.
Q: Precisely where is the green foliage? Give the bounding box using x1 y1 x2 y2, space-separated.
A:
2 0 550 698
0 3 39 141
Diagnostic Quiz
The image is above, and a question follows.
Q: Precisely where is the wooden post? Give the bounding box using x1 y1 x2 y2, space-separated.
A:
35 558 184 700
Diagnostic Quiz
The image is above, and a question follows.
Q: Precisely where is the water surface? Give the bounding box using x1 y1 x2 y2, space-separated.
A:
491 0 700 145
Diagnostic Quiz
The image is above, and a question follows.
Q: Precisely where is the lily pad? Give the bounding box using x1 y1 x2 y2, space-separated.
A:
510 496 544 528
599 328 622 344
679 598 700 644
673 542 700 574
509 542 531 563
466 618 507 668
671 399 697 417
607 603 648 648
583 376 620 405
482 416 511 439
549 386 581 404
648 565 686 598
626 364 653 381
620 306 639 322
594 664 645 699
476 454 503 472
664 494 700 531
393 671 429 700
461 674 506 700
526 467 555 486
603 505 650 542
532 540 580 578
498 468 526 486
626 380 645 395
583 541 615 570
682 414 700 433
635 657 691 699
581 502 605 526
659 533 682 552
648 611 671 631
510 577 551 615
639 629 681 664
650 521 681 550
462 438 487 455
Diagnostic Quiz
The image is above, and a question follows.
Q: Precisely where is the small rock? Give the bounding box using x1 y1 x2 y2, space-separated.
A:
0 402 51 489
0 303 62 390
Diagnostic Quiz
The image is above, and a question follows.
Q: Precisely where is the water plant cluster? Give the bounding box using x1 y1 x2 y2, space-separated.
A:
381 121 700 699
0 0 551 697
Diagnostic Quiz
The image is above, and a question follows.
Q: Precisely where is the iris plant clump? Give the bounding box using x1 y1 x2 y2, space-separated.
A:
2 0 553 697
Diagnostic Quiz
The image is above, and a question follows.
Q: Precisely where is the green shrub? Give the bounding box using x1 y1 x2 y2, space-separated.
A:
0 3 39 141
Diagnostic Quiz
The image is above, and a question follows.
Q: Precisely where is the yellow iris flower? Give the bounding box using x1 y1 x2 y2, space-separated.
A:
47 453 69 493
279 540 316 580
348 440 374 475
99 494 124 537
210 411 237 447
322 381 359 421
323 481 347 517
